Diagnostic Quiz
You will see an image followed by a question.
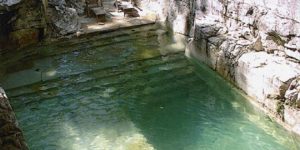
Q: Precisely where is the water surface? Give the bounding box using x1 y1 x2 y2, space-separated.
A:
1 26 300 150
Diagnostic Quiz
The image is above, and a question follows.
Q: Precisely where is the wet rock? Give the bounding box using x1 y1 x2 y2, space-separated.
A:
9 28 40 48
0 87 28 149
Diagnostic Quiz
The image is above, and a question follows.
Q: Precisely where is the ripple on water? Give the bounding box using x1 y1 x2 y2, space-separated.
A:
4 30 300 150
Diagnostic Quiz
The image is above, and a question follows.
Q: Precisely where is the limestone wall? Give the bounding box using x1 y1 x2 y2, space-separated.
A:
140 0 195 35
0 87 28 149
184 0 300 135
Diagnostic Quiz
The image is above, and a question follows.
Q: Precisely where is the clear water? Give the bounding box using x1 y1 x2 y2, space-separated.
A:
2 26 300 150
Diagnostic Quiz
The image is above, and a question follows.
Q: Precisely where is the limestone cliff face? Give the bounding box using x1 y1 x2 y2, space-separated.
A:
182 0 300 134
140 0 195 35
140 0 300 135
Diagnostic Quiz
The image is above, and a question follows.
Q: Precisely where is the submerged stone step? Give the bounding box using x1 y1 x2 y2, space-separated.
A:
116 73 199 98
0 24 162 76
8 57 188 100
9 60 192 106
10 66 196 113
7 52 186 98
1 33 179 90
39 30 160 58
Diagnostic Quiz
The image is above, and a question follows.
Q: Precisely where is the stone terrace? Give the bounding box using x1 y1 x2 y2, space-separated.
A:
77 0 157 35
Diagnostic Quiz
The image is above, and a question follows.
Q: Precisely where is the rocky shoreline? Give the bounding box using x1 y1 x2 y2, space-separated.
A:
0 87 28 149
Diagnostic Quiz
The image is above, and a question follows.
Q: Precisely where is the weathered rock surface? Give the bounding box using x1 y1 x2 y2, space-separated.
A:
142 2 300 133
284 106 300 135
285 77 300 108
48 0 66 6
0 0 83 51
0 87 28 149
0 0 21 7
66 0 85 15
48 5 80 35
183 0 300 135
46 0 83 36
141 0 195 35
0 0 46 50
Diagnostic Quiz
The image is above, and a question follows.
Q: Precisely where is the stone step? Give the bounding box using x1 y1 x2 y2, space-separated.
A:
10 60 190 104
0 24 161 72
10 64 195 110
2 31 171 91
115 72 198 98
7 52 187 98
40 25 159 54
6 51 185 96
39 30 159 58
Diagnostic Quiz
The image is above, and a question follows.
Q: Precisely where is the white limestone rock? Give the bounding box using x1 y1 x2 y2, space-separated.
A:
184 0 300 135
0 0 21 6
285 49 300 62
284 37 300 61
235 52 300 102
49 6 79 35
284 106 300 135
285 77 300 108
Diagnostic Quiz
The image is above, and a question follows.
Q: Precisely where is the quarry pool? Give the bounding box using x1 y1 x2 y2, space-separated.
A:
1 26 300 150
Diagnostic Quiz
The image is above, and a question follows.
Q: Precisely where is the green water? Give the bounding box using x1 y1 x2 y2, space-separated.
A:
2 26 300 150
